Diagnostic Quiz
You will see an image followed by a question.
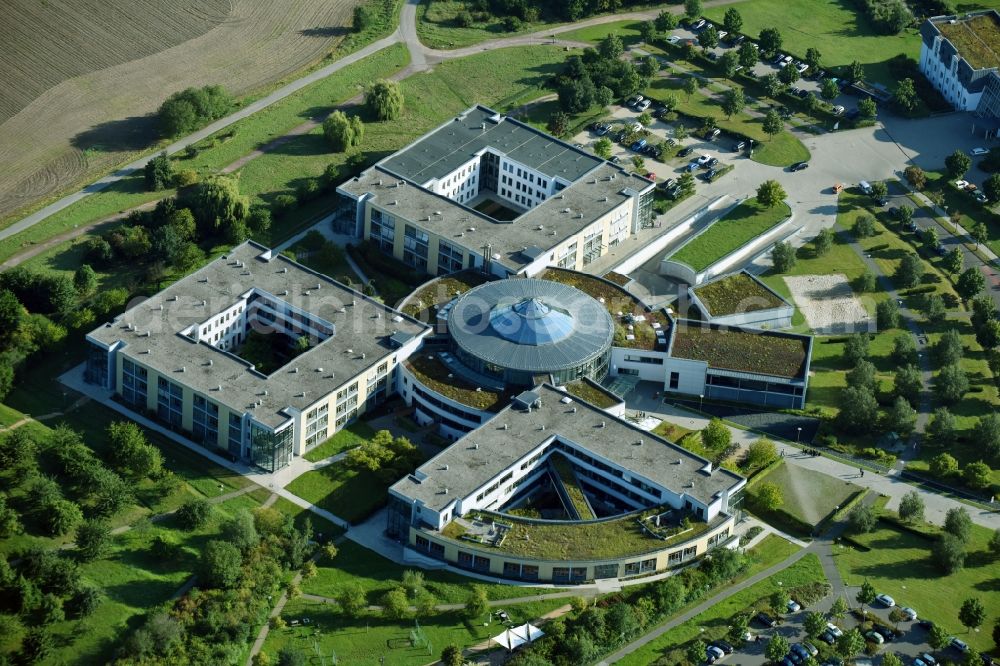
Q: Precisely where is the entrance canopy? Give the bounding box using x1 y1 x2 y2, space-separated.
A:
492 623 544 651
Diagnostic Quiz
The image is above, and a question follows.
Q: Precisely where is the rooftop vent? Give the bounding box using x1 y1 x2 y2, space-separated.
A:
291 367 299 374
280 267 288 273
391 200 397 205
441 464 449 471
562 208 570 213
315 284 321 290
281 290 289 296
316 367 323 373
168 295 178 301
206 359 213 367
442 487 449 495
474 442 479 449
600 421 606 428
502 424 508 430
539 424 545 431
434 211 442 216
216 385 223 392
467 227 475 232
179 366 186 373
144 349 151 354
200 300 206 307
198 277 208 283
535 225 544 231
572 407 577 413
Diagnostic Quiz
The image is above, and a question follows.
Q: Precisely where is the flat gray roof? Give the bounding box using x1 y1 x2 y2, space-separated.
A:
379 105 603 186
339 161 653 273
87 241 429 428
448 278 614 373
391 384 745 513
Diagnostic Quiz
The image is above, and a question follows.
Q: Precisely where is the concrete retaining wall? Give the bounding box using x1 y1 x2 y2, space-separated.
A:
610 195 730 275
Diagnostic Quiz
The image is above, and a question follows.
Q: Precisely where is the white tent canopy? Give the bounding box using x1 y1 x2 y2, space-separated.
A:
492 623 545 651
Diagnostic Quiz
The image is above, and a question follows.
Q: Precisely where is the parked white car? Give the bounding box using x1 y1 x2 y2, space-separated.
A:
875 593 895 607
971 147 989 156
899 607 917 621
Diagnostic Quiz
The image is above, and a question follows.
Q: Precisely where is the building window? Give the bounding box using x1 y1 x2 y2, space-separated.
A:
305 403 329 448
369 208 395 253
192 395 220 446
228 413 243 456
403 224 429 271
669 372 680 390
121 359 148 407
156 376 184 427
437 240 464 275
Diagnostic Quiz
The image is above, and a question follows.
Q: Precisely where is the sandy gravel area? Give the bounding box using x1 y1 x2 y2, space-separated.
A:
784 274 871 334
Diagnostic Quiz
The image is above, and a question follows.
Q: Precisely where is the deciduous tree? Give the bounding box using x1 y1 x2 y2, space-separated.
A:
762 110 783 139
759 27 782 56
957 267 986 300
757 180 786 207
898 490 925 522
199 540 243 589
927 408 958 447
964 461 993 491
754 482 784 512
771 241 796 273
893 78 918 114
947 507 973 543
850 505 877 533
322 111 364 151
365 79 404 120
935 363 969 404
946 150 973 179
959 597 986 630
886 395 917 434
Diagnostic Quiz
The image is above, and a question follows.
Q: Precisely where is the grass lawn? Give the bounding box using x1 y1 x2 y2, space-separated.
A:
670 199 791 272
260 597 567 666
752 133 812 168
416 0 552 49
302 421 377 463
0 403 25 427
617 553 826 666
835 521 1000 651
284 463 386 525
304 540 554 604
703 0 921 86
755 461 863 524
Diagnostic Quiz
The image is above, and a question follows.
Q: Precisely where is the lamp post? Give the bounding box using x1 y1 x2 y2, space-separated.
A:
699 394 704 411
796 427 802 443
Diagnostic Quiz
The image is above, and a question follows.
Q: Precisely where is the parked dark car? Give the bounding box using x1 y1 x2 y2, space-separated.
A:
918 620 935 630
666 185 683 199
707 157 719 167
701 169 717 181
791 161 809 172
712 641 735 655
756 612 778 628
660 178 677 189
678 146 694 157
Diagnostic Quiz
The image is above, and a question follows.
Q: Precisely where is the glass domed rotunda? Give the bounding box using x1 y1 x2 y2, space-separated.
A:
447 278 615 386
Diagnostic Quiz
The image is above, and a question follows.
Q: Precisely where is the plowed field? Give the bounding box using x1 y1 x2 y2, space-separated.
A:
0 0 360 223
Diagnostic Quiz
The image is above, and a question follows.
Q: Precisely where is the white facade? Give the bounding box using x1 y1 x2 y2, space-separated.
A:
405 433 727 531
431 156 482 205
919 38 982 110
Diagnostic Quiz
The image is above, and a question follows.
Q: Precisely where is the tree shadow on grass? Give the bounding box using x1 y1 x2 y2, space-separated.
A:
71 115 158 153
299 27 350 38
103 578 181 608
265 132 331 158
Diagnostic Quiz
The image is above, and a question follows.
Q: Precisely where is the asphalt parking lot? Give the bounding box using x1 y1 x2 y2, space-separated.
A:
716 596 973 666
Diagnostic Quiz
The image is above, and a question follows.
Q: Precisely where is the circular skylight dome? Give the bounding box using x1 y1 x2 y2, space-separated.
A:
488 297 576 346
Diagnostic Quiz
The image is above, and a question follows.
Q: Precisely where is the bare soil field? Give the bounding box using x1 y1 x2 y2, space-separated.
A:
784 274 872 335
0 0 361 224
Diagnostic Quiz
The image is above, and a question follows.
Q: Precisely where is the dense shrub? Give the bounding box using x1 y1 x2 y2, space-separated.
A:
157 86 232 138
